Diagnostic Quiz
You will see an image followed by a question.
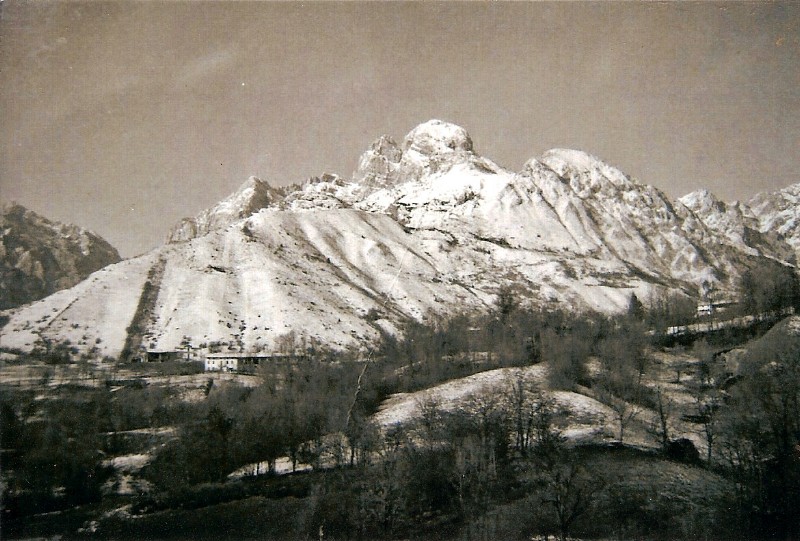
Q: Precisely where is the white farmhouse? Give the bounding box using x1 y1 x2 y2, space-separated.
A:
203 352 307 372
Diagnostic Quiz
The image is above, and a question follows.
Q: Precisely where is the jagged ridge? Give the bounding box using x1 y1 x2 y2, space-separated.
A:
0 203 121 310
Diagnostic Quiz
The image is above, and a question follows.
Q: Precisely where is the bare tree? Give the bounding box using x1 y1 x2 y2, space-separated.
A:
532 437 604 541
648 385 674 449
597 381 641 444
508 373 546 455
693 387 721 463
543 460 603 541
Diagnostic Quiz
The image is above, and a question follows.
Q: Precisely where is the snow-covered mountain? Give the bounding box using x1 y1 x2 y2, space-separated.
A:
0 203 121 310
1 120 796 358
678 187 798 263
678 189 789 260
748 183 800 256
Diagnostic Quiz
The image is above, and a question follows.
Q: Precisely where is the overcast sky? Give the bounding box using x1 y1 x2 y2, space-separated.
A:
2 1 798 257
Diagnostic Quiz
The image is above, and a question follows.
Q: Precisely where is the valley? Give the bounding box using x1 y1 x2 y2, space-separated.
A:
3 302 800 540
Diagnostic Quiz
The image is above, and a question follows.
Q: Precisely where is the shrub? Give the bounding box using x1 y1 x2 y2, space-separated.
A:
665 438 701 464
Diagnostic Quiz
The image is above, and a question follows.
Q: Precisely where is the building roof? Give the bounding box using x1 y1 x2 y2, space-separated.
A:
205 352 303 359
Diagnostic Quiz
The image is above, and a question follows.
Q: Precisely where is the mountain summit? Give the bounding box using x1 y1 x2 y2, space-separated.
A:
748 183 800 254
354 135 402 188
402 119 474 155
1 120 797 358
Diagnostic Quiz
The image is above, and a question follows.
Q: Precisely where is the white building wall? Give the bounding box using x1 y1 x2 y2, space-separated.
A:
204 357 238 372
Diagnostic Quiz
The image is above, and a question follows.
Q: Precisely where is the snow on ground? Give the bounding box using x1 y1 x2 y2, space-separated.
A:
373 352 714 453
374 365 546 427
0 362 261 399
140 208 490 354
101 428 179 496
229 456 313 480
141 371 261 402
102 454 154 496
0 251 161 358
550 390 617 442
104 464 152 496
105 426 177 438
373 363 622 446
106 453 150 471
786 315 800 335
203 346 727 482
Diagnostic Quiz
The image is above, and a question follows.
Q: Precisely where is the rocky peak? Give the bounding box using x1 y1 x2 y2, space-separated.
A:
370 135 402 161
749 183 800 217
401 119 473 156
284 173 357 210
354 135 402 187
748 183 800 253
390 120 477 183
167 176 280 243
351 120 477 192
0 203 121 309
229 176 277 215
540 148 635 197
678 189 726 215
677 188 796 261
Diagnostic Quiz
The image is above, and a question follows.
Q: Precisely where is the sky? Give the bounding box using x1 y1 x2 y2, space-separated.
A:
1 1 799 258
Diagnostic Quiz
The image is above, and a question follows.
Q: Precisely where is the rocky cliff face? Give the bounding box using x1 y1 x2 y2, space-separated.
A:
679 187 798 263
748 183 800 256
1 120 797 358
677 190 792 261
354 135 402 188
0 203 121 309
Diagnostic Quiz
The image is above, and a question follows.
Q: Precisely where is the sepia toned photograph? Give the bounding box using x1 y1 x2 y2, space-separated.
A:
1 1 799 539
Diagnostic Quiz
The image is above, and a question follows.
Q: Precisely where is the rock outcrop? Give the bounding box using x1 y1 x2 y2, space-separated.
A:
0 203 121 309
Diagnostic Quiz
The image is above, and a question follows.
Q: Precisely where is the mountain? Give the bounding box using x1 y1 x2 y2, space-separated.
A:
678 189 793 262
0 120 796 359
0 203 121 310
748 183 800 256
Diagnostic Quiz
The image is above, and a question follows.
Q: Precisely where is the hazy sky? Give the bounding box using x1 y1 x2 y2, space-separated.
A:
2 1 799 257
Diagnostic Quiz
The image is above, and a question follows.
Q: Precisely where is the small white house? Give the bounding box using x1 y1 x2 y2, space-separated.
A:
205 354 239 372
203 352 307 373
697 299 737 318
697 303 714 317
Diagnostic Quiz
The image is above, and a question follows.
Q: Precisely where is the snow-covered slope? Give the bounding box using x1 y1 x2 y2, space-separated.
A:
373 364 619 444
1 120 795 358
0 253 157 358
0 205 640 357
0 203 121 309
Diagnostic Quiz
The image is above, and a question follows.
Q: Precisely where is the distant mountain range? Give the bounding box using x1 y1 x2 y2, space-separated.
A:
1 120 797 359
0 203 120 310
